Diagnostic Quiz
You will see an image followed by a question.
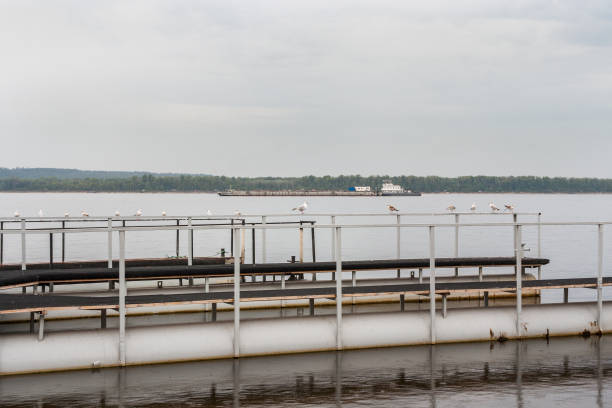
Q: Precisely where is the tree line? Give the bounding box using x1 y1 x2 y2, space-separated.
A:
0 174 611 193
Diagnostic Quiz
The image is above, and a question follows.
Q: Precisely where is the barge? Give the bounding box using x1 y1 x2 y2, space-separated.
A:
218 182 421 196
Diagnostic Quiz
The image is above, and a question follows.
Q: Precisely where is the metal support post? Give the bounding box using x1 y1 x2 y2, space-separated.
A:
187 218 193 266
176 219 180 258
429 226 436 344
515 224 523 338
240 221 246 264
205 277 210 311
563 288 569 303
252 227 256 264
29 312 35 333
212 303 217 321
101 309 107 329
107 218 113 268
454 214 459 276
38 312 45 341
309 298 315 316
118 230 126 366
299 223 304 263
61 220 65 263
233 227 241 358
335 226 343 350
396 214 401 277
597 224 604 330
400 294 405 312
49 233 53 268
479 266 483 282
419 268 423 284
442 294 447 318
261 216 267 263
311 225 316 262
484 291 489 307
20 219 26 270
352 270 356 304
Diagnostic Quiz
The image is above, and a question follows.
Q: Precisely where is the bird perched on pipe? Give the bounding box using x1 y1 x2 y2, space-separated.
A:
13 211 19 217
38 209 43 217
64 211 70 218
292 201 308 214
447 205 456 212
114 210 120 217
489 203 500 212
161 210 167 216
504 204 514 211
470 203 477 211
135 209 143 216
81 210 89 217
387 204 399 212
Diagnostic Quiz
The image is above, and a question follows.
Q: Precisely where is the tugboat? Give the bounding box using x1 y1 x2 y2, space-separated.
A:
379 181 421 196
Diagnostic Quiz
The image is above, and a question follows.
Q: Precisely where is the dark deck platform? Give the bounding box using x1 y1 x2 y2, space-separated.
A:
0 276 597 315
0 257 548 289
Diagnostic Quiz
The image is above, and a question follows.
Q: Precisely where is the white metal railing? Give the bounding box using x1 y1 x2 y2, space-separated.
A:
1 213 609 366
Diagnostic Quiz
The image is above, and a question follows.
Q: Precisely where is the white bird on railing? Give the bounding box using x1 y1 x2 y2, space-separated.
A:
38 209 43 217
207 209 213 216
504 204 515 211
114 210 120 217
470 203 476 211
81 210 90 217
161 210 167 216
13 210 20 217
135 209 143 216
234 210 242 217
64 211 70 218
489 202 500 212
387 204 399 212
447 205 456 212
292 201 308 214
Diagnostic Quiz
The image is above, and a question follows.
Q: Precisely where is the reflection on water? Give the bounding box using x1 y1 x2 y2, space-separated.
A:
0 336 610 407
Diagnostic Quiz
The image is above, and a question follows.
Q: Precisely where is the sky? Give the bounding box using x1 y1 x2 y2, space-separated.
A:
1 0 611 178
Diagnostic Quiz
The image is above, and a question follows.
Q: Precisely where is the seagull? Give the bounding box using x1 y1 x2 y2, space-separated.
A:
292 201 308 214
504 204 514 211
161 210 167 216
387 204 399 212
64 211 70 218
234 210 242 217
446 205 456 212
135 209 143 216
489 202 500 212
13 210 20 217
207 209 213 216
114 210 120 217
38 209 43 217
470 203 476 211
81 210 90 217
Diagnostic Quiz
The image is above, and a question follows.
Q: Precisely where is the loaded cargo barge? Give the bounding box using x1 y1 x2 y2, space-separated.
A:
218 182 421 196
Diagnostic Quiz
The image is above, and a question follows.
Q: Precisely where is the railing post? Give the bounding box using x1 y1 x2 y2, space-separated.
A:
331 216 336 260
261 216 267 263
20 219 26 271
61 220 65 263
187 217 193 266
396 214 401 278
429 226 436 344
454 214 459 276
311 224 316 262
537 212 542 280
515 224 523 338
118 230 126 366
176 219 180 258
335 226 343 350
49 233 53 268
0 221 4 266
233 226 241 358
597 224 604 331
107 218 113 268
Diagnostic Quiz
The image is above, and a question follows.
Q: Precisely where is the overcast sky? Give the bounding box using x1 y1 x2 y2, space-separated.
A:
1 1 611 177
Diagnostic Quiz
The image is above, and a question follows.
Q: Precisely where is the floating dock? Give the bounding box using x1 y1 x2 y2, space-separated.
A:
0 211 609 375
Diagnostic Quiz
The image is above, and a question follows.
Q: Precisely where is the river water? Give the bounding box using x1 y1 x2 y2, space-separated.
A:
0 193 611 406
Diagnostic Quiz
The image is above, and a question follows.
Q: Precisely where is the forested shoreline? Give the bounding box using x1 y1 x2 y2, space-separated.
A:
1 174 611 193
